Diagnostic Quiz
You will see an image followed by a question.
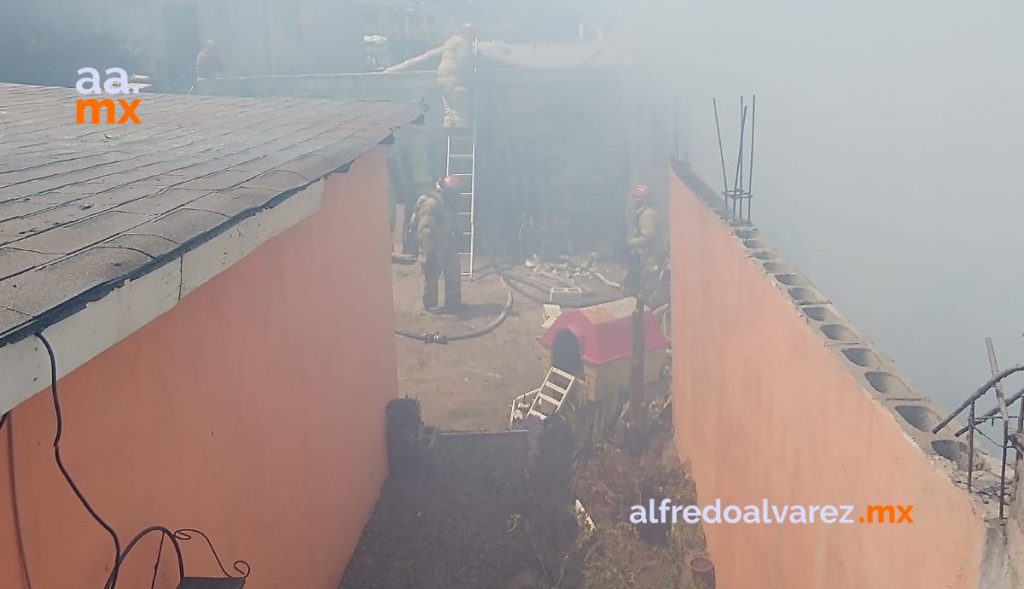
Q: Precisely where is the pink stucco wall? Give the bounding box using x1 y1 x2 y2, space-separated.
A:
669 171 986 588
0 149 397 588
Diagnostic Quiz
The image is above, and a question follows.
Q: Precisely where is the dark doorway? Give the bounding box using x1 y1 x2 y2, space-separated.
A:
162 3 201 91
551 330 583 377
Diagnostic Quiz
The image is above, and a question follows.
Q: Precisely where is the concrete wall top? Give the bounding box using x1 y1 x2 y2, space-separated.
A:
195 66 631 101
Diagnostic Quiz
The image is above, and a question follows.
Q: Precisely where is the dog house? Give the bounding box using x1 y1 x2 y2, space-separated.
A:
539 298 668 404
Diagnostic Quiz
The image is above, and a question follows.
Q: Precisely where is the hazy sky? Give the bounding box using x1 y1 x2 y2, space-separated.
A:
620 1 1024 416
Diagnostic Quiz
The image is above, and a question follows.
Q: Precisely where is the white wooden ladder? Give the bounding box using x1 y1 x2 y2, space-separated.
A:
526 367 576 421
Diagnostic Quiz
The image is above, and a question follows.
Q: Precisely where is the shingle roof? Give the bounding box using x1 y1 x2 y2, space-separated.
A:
0 83 420 345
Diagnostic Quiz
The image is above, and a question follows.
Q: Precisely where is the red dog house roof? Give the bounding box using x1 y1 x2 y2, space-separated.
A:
539 298 668 366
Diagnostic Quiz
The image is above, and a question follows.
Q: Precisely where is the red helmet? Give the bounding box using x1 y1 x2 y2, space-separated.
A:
439 175 461 191
632 184 651 201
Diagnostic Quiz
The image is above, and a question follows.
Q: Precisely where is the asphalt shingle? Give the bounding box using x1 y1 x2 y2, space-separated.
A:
0 82 420 343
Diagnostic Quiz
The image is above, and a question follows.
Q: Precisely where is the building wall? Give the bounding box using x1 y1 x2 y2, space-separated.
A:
668 169 989 588
198 66 646 256
0 150 397 588
92 0 365 86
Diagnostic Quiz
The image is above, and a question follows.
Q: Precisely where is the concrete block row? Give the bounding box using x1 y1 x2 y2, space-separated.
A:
728 224 990 479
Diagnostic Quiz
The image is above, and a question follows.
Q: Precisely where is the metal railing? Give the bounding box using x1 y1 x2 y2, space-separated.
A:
933 360 1024 519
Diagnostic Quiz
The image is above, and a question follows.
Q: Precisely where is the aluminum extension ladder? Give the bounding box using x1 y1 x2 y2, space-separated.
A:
445 124 477 278
445 38 480 278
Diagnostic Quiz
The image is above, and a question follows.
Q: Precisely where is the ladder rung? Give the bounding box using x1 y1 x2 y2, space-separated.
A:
549 376 573 390
449 154 473 158
543 382 568 396
550 367 575 380
536 393 561 407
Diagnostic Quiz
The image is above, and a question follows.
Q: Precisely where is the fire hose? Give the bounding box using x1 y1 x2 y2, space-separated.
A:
498 271 622 309
394 284 514 344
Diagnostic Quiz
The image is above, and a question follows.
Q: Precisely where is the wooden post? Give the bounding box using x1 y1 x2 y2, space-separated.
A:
626 296 649 457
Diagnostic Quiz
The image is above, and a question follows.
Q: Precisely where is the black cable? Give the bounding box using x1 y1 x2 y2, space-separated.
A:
149 533 165 589
104 526 185 589
35 332 124 588
35 332 250 588
5 414 34 589
174 529 252 579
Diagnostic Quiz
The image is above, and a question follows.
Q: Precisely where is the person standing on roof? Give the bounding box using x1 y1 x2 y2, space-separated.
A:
624 184 668 300
383 23 478 130
409 176 463 311
195 39 225 80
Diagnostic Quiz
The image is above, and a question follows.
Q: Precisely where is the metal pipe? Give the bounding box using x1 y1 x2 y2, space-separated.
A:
932 365 1024 433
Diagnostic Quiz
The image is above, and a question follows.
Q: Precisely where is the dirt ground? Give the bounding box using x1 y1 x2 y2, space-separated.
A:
392 261 558 430
340 431 536 589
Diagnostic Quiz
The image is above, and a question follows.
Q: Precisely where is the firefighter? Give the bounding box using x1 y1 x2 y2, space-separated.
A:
383 23 478 130
409 176 463 311
435 22 476 130
625 184 667 301
195 39 225 79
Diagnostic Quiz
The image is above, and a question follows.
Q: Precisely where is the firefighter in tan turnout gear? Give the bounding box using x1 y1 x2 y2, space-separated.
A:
384 23 477 130
625 184 668 302
409 176 463 311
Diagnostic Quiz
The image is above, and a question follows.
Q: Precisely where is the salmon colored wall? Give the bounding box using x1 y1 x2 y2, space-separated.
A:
0 149 397 589
668 172 986 589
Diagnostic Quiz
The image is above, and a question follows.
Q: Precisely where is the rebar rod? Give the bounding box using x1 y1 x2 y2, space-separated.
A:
985 338 1011 518
748 94 756 195
933 365 1024 433
987 338 1011 425
968 402 976 492
957 386 1024 436
713 99 729 194
733 104 748 195
1017 389 1024 486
